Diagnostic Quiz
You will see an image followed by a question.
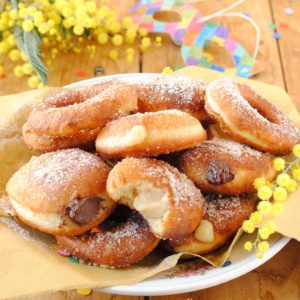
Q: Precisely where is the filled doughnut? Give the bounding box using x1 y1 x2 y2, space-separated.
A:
162 195 256 255
206 124 228 140
136 75 211 122
106 157 205 239
96 110 207 158
25 79 137 138
6 149 116 236
179 138 275 195
56 208 160 268
205 77 300 155
22 123 100 153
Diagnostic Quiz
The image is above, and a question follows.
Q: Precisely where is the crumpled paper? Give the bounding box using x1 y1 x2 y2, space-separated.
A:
0 66 300 299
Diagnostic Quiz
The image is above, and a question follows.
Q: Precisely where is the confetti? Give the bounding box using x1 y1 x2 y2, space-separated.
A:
279 22 289 29
222 260 232 267
94 66 104 76
131 0 255 77
174 65 183 71
77 288 92 296
203 52 214 62
57 249 71 257
68 257 80 263
273 32 281 40
268 23 277 30
284 7 294 15
75 70 87 78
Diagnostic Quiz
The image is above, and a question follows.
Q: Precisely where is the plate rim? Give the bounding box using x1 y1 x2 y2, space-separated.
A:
100 237 290 296
67 73 291 296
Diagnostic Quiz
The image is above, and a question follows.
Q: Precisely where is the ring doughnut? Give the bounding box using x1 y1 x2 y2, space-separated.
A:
25 79 137 137
136 75 211 122
96 110 207 158
179 138 275 195
106 157 205 239
22 123 100 153
205 77 300 155
6 149 116 236
56 208 160 268
162 195 255 255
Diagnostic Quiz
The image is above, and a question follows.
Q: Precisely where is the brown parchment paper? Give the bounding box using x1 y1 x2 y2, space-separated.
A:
1 66 300 299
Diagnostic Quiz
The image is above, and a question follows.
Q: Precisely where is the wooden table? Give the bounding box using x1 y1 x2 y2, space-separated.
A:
1 0 300 299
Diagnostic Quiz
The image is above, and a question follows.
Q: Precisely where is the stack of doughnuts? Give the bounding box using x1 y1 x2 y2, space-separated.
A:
6 74 300 268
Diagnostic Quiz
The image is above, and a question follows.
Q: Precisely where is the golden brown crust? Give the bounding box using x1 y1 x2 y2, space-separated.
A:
205 124 228 140
56 210 160 268
26 80 137 137
162 195 256 255
205 77 300 155
179 138 275 195
96 110 207 158
136 75 211 122
6 149 116 236
22 123 99 153
106 157 205 239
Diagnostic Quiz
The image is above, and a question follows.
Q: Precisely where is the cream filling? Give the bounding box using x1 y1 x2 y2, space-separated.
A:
100 125 147 148
114 182 169 236
206 88 266 145
133 187 169 219
10 198 62 229
194 220 215 243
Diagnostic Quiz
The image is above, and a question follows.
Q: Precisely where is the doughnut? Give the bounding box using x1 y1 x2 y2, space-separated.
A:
106 157 205 239
56 208 160 268
25 79 137 137
205 77 300 155
6 149 116 236
205 124 228 140
179 138 275 195
162 195 256 255
96 110 207 158
136 75 211 122
22 122 99 153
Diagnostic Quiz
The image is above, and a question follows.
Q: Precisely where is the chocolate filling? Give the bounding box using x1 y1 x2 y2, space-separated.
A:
65 196 103 225
207 161 234 184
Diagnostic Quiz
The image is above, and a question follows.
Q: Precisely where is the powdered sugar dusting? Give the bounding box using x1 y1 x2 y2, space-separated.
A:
0 217 52 248
208 77 300 142
0 196 15 217
205 195 254 228
139 159 203 211
136 75 206 112
202 138 262 158
11 149 102 197
59 212 158 267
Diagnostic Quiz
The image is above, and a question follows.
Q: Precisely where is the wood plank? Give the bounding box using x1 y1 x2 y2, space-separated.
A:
18 291 143 300
151 240 300 300
2 1 299 300
270 0 300 109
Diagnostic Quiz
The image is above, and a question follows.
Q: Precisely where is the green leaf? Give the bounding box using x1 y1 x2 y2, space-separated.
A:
14 26 25 52
14 27 49 85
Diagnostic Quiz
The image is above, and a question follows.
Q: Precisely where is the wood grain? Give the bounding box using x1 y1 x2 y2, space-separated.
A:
2 0 300 299
270 0 300 110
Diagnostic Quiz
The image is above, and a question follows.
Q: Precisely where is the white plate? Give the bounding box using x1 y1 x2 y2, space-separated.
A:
68 73 290 296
